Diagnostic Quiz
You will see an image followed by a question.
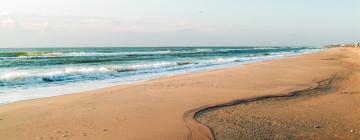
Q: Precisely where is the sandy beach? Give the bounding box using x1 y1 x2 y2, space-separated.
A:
0 47 359 140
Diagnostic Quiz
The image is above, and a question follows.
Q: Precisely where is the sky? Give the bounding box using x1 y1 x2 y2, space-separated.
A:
0 0 359 48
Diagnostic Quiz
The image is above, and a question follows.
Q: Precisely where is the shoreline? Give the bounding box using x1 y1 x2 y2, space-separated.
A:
0 49 320 105
0 48 353 140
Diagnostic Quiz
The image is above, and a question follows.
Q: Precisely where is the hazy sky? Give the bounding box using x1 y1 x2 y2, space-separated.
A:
0 0 359 48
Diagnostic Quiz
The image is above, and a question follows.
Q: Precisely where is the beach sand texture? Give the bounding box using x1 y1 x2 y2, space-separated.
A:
196 47 360 140
0 47 358 140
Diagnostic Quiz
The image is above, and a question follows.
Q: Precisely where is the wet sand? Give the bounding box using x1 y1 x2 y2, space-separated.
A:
0 47 356 140
196 47 360 140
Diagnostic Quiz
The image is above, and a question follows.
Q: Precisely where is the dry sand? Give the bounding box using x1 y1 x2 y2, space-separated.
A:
0 47 357 140
196 48 360 140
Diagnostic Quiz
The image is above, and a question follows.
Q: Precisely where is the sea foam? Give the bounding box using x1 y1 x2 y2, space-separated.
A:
0 47 320 104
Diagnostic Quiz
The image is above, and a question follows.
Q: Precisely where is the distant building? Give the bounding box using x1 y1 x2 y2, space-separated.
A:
325 42 360 48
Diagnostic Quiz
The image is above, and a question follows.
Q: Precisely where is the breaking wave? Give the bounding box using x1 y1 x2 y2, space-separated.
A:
0 47 320 104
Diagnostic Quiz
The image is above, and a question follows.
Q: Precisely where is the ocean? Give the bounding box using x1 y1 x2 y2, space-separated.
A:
0 47 319 103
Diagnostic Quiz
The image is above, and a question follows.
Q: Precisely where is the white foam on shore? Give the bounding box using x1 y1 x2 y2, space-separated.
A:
0 48 320 104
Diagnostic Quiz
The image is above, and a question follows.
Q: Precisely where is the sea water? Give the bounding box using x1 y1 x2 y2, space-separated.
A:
0 47 319 103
